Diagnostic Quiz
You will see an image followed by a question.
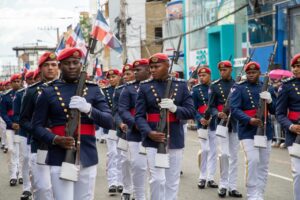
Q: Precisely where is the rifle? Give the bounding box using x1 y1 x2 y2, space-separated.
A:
59 38 94 181
254 42 278 148
216 50 255 138
155 36 182 168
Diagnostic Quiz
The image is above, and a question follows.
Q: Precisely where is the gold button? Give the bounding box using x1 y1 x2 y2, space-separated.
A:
293 84 296 87
172 98 175 101
56 92 60 95
250 97 252 99
64 109 68 113
296 88 298 91
222 95 224 97
251 101 254 104
154 93 157 97
54 86 58 90
61 103 65 106
175 88 178 91
66 114 69 118
176 84 178 86
221 91 223 93
151 85 154 88
156 98 160 102
59 97 63 101
252 105 255 108
174 93 177 96
298 92 300 95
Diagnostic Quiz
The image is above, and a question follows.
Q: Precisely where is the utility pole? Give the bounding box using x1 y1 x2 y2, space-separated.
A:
120 0 127 63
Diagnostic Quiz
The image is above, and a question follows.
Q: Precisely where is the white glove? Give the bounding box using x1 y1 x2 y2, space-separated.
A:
259 91 272 104
159 98 177 113
69 96 92 114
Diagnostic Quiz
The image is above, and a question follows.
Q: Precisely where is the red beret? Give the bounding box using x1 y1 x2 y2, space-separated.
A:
0 82 2 86
57 47 84 61
198 67 211 75
106 69 121 78
218 60 232 69
38 52 57 68
10 73 22 82
33 68 40 79
122 64 134 73
149 53 169 64
291 53 300 67
4 81 10 86
133 59 149 68
25 70 35 80
245 61 260 72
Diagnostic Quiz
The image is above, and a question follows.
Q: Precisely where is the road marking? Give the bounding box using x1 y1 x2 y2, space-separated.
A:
268 172 293 182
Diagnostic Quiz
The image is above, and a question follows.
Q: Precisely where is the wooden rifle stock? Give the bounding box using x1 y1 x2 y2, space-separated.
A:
256 42 278 136
63 38 94 165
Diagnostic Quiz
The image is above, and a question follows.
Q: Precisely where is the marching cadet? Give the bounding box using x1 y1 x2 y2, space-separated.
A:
102 69 124 194
31 47 113 200
0 74 23 186
113 63 135 200
0 81 8 152
119 58 151 200
13 70 35 199
135 53 195 200
276 53 300 200
208 61 242 198
1 81 11 154
20 52 59 200
230 61 275 200
192 66 219 189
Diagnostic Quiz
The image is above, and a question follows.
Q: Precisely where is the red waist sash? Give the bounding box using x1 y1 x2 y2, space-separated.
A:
198 105 208 114
50 124 95 136
146 113 178 123
7 109 13 117
243 109 257 118
217 104 224 112
288 111 300 121
130 108 136 116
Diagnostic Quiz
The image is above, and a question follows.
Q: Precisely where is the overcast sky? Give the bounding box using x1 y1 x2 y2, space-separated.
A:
0 0 90 65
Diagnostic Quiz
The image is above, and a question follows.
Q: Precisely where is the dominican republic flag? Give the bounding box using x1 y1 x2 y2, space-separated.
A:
91 10 123 54
94 58 103 78
55 36 66 55
66 23 87 55
21 63 30 76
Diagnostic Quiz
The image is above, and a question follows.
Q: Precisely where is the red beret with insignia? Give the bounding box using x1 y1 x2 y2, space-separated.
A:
25 70 35 80
38 52 57 68
33 68 40 79
57 47 83 61
133 59 149 68
106 69 121 78
244 61 260 72
149 53 169 64
3 81 10 86
197 67 211 75
10 73 22 82
291 53 300 67
218 60 232 69
122 64 134 73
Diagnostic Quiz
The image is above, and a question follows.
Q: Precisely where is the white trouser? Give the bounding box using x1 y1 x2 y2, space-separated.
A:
290 155 300 200
218 132 239 190
106 137 122 186
6 129 20 179
0 117 6 146
51 165 97 200
128 141 147 200
121 148 133 194
96 127 105 140
30 153 54 200
198 129 217 181
241 139 271 200
146 147 183 200
19 136 31 191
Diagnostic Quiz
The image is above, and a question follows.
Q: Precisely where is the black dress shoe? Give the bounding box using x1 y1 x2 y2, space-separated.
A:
197 179 206 189
121 193 131 200
19 178 23 184
117 185 123 193
20 191 32 200
3 148 8 153
229 190 243 198
108 185 117 194
207 180 218 188
10 179 17 186
218 188 227 198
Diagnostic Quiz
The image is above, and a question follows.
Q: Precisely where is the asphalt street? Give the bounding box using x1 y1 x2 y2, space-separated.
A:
0 130 294 200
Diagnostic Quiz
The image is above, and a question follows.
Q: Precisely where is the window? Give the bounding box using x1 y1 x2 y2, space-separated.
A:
248 14 273 45
155 27 163 44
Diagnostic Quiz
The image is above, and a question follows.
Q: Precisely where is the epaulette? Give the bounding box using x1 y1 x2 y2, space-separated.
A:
237 80 246 85
3 89 12 95
85 80 97 85
28 81 42 88
211 79 221 85
115 84 125 90
17 87 26 93
282 77 295 83
126 80 137 85
140 78 153 84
